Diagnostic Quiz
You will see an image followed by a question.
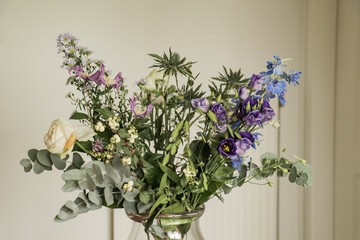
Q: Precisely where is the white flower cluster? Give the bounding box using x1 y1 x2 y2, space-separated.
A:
110 134 120 144
107 117 119 130
123 181 134 192
183 166 196 178
127 128 138 143
121 156 131 165
95 122 105 132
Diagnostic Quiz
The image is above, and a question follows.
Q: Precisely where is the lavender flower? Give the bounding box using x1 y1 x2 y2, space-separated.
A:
129 96 154 118
234 138 252 155
191 98 210 113
210 103 226 123
260 100 275 124
248 74 263 91
238 86 249 100
244 110 264 126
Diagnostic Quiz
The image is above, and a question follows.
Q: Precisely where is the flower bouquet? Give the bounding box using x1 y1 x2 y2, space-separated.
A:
20 33 312 239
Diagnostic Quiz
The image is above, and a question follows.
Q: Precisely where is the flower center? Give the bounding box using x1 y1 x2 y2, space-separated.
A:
222 144 231 153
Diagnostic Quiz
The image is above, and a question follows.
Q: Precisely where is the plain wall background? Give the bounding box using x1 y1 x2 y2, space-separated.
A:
1 0 339 240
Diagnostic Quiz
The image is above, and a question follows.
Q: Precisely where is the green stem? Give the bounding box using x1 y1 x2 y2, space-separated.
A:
75 141 89 154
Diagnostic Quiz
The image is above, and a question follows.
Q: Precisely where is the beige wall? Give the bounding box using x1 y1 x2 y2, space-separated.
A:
0 0 337 240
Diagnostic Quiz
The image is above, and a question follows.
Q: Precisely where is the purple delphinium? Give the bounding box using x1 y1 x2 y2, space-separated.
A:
238 86 249 100
248 74 264 91
92 139 104 152
129 96 154 118
191 98 210 113
211 103 227 123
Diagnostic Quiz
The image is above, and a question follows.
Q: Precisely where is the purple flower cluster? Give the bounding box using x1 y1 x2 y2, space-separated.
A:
218 131 255 158
69 63 123 91
239 98 275 126
129 96 154 118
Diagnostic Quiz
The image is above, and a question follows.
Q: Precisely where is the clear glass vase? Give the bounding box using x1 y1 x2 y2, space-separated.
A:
126 205 205 240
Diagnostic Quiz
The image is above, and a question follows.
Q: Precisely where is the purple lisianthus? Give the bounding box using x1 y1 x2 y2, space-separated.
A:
92 139 104 152
240 98 258 119
218 138 237 157
191 98 210 113
244 110 264 126
215 123 228 133
260 100 275 124
234 138 252 155
238 86 249 100
238 132 255 143
248 74 264 91
129 96 154 118
210 103 227 123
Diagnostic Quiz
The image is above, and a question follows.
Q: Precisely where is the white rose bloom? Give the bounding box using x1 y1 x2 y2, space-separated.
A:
144 69 163 91
44 118 95 159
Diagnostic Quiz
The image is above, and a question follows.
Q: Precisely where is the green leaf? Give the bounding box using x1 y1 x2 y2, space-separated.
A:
159 173 168 192
61 180 79 192
20 158 32 172
92 163 104 184
65 200 79 214
37 149 52 167
143 166 163 188
62 169 86 181
33 160 45 174
162 203 185 214
249 163 262 180
296 173 309 186
50 154 66 170
95 108 114 118
139 191 151 204
162 154 170 165
213 166 236 180
70 111 88 120
72 153 84 169
28 149 38 162
104 186 114 205
158 162 180 183
137 201 153 214
149 194 168 215
88 190 101 205
118 129 131 138
289 167 297 183
85 173 96 191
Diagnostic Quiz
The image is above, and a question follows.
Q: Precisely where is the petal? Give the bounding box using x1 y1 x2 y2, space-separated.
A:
75 125 96 141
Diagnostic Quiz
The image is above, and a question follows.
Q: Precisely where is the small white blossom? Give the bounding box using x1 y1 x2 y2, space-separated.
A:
107 117 119 130
127 128 138 143
123 181 134 191
94 122 105 132
66 58 76 68
121 156 131 165
111 134 120 143
183 166 196 178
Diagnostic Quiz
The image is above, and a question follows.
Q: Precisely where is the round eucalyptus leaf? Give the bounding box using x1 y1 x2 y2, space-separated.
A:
50 153 66 170
37 150 52 167
27 149 38 162
296 173 309 186
104 186 114 205
288 167 297 183
72 153 84 168
88 190 101 205
20 158 32 172
33 160 45 174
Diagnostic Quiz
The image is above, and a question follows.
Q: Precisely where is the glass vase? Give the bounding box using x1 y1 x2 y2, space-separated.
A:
126 205 205 240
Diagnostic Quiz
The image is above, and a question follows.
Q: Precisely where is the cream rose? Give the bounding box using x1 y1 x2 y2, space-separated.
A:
44 118 95 159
